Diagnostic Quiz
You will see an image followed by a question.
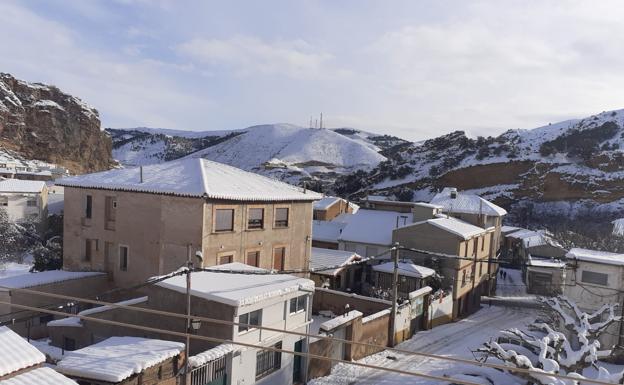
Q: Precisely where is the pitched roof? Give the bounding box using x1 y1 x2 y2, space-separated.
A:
430 187 507 216
373 261 436 278
426 217 487 240
56 158 321 201
310 248 361 276
337 209 414 246
0 326 46 377
155 263 314 307
314 197 342 210
56 337 184 383
566 248 624 266
0 179 45 193
0 367 78 385
312 220 347 243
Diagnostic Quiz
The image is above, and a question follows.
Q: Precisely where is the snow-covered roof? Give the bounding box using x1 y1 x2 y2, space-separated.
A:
310 248 361 276
373 261 436 279
425 217 487 240
155 263 314 307
56 337 185 383
527 255 566 268
312 220 347 243
566 248 624 266
337 209 414 246
430 187 507 216
506 229 563 249
48 297 148 328
0 326 46 377
0 367 78 385
365 195 389 202
188 344 238 368
501 225 522 234
0 270 104 290
56 158 321 201
0 179 45 193
414 202 443 209
314 197 341 210
320 310 363 332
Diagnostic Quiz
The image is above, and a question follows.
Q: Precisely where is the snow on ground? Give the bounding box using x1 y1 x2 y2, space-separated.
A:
494 268 534 298
0 262 31 279
310 306 535 385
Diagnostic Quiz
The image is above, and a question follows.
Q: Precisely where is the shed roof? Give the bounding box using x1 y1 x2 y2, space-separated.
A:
0 327 45 377
337 209 413 246
56 337 184 383
310 248 361 276
566 248 624 266
0 270 104 290
312 220 346 243
0 367 78 385
57 158 321 201
373 261 436 278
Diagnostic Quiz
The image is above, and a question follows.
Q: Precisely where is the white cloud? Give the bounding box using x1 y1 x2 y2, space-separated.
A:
177 36 333 78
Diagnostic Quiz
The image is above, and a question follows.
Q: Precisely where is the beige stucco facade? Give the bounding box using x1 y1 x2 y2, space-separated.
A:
62 187 314 287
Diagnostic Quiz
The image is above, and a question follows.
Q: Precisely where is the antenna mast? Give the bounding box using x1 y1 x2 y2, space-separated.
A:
320 112 323 129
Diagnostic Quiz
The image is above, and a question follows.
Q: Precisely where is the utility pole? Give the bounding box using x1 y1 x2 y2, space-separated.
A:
389 242 399 347
184 244 193 385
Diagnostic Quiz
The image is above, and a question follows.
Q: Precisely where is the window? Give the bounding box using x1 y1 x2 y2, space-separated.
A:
85 195 92 219
478 262 483 277
119 246 129 271
256 342 281 380
247 250 260 267
274 208 289 228
581 270 609 286
481 235 485 251
289 295 307 314
239 309 262 333
26 199 37 207
0 197 7 206
84 239 97 262
215 209 234 232
64 337 76 351
219 254 233 265
248 208 264 229
105 196 117 222
473 238 478 256
273 247 286 271
461 270 467 287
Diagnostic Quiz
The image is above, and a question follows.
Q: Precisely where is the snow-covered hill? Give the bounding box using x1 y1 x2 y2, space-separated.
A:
107 124 397 184
334 108 624 231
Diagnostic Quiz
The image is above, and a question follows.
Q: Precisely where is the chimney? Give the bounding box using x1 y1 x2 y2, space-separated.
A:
139 166 143 183
450 187 458 199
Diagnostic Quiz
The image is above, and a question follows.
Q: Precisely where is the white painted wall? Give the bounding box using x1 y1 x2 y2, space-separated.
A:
229 291 312 385
0 192 46 222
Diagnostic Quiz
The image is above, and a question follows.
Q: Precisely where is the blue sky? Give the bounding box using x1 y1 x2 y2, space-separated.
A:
2 0 624 140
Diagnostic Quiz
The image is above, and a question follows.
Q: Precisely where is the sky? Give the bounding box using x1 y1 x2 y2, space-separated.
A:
2 0 624 141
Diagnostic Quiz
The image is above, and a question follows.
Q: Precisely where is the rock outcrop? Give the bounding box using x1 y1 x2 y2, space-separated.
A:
0 73 114 173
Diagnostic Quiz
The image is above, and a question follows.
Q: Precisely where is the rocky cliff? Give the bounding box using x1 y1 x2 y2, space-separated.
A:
0 73 114 173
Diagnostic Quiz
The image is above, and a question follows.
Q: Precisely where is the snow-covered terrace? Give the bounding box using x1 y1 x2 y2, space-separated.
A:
0 270 104 290
155 262 314 307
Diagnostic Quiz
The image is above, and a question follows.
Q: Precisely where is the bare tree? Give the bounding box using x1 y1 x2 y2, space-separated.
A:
476 297 624 385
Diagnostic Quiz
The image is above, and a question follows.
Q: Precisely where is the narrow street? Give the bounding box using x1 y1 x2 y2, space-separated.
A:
309 305 536 385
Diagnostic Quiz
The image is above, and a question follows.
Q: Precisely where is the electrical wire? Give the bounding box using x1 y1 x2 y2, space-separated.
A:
0 284 618 385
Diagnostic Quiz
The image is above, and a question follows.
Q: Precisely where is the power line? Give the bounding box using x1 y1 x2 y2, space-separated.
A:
0 284 617 385
0 299 486 385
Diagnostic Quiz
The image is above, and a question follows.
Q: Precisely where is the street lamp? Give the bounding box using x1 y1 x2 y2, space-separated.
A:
191 319 201 332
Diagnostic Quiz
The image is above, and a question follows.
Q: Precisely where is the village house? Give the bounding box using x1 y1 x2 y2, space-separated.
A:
47 263 315 385
0 179 48 226
313 196 358 221
56 158 321 287
371 261 436 300
0 326 77 384
393 216 494 319
430 187 507 294
309 247 362 291
564 248 624 350
55 337 184 385
361 195 417 213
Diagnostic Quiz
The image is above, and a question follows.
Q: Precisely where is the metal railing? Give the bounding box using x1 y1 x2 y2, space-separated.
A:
189 355 227 385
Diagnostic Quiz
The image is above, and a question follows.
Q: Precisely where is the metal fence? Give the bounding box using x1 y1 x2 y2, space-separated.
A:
189 355 227 385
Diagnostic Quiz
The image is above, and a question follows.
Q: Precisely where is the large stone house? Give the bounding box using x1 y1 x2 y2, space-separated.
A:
56 158 321 286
